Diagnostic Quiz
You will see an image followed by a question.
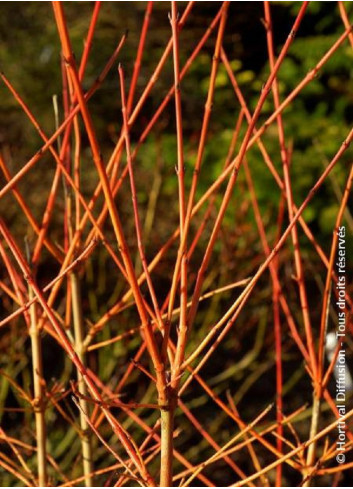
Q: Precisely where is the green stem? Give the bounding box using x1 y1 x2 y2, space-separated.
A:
303 392 321 486
29 286 47 486
160 403 175 487
71 272 93 486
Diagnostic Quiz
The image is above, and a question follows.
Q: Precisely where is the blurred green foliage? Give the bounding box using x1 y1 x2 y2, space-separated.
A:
2 1 352 240
1 2 353 486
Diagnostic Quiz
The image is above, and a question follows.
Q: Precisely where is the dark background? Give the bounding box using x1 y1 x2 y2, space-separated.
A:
0 2 352 486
